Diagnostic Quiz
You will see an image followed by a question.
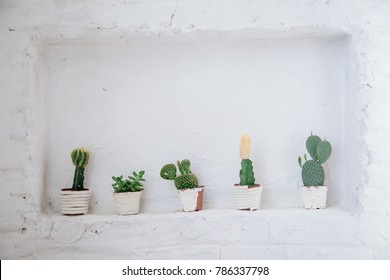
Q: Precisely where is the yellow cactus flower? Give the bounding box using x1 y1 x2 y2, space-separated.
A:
240 134 251 159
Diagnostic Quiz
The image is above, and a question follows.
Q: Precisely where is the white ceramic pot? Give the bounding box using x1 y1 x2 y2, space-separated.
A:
301 186 328 209
233 184 262 211
177 187 204 212
113 191 142 215
60 188 91 215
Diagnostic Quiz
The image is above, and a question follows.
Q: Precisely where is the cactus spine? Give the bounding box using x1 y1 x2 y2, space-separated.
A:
239 134 256 186
160 160 199 190
298 133 332 186
71 148 89 191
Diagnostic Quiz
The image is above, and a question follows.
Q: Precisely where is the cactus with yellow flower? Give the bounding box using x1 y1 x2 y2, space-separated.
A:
239 134 255 186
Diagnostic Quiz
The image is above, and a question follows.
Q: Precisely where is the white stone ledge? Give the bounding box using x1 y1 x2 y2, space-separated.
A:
221 244 375 260
38 208 360 248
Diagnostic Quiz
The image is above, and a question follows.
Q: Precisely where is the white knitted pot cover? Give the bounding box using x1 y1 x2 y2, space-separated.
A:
301 186 328 209
60 189 91 215
233 185 262 211
113 191 142 215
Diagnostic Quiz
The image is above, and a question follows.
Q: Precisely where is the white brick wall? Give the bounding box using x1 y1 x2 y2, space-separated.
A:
1 0 390 259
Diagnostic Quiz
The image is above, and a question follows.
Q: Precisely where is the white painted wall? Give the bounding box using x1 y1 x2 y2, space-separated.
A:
1 0 390 259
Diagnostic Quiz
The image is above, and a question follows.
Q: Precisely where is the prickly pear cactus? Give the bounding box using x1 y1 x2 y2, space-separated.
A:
317 140 332 164
301 160 325 186
160 159 199 190
306 134 321 160
298 133 332 186
239 134 256 186
71 148 89 191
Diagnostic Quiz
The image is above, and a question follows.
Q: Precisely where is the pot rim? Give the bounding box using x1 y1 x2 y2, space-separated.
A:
113 190 143 195
177 185 204 192
234 183 261 188
60 188 90 192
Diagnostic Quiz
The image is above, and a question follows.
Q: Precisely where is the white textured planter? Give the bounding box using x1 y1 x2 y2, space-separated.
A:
301 186 328 209
233 184 262 211
113 191 142 215
60 188 91 215
177 187 204 212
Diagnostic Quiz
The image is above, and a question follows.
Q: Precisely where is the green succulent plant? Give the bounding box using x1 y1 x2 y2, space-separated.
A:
71 148 89 191
112 171 145 193
298 133 332 186
160 160 199 190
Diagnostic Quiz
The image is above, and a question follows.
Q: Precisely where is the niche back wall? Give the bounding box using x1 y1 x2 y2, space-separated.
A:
43 31 355 214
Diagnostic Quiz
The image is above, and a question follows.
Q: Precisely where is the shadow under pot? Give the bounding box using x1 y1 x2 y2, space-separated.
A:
233 184 262 211
60 188 91 215
177 186 204 212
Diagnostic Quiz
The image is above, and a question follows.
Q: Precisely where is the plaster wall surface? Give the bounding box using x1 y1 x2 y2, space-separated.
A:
1 0 390 259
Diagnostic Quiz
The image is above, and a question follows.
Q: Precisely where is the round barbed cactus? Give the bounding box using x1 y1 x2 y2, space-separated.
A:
160 164 177 180
174 174 199 190
298 133 332 186
71 148 89 191
160 160 199 190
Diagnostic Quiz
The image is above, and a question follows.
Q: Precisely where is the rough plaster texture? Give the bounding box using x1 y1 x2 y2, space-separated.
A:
1 0 390 259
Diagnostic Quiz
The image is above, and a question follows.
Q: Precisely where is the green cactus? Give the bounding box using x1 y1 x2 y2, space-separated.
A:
181 159 191 174
298 133 332 186
301 160 325 186
160 159 199 190
239 159 256 186
160 164 177 180
174 174 199 190
306 133 321 160
71 148 89 191
317 140 332 164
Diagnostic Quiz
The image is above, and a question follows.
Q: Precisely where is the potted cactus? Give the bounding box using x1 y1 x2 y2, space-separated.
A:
60 148 92 215
160 159 203 212
111 171 145 215
298 133 332 209
233 134 262 211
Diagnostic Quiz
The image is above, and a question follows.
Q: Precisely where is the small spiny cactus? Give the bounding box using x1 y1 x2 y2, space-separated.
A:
160 159 199 190
71 148 89 191
298 133 332 186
